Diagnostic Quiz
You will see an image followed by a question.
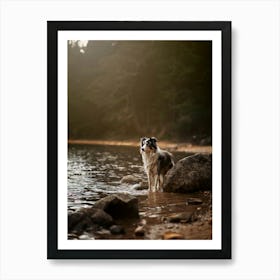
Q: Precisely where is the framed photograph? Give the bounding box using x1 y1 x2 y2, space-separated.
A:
47 21 231 259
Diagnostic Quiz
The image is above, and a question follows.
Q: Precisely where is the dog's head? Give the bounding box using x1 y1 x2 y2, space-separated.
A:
140 137 158 153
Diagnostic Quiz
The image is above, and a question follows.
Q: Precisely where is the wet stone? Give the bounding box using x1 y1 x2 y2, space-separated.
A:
90 209 113 228
166 212 194 223
163 153 212 193
84 195 100 201
120 175 140 184
186 198 203 205
93 194 139 219
139 219 147 226
68 233 78 239
96 229 111 235
110 225 125 235
68 211 84 231
134 226 145 236
148 214 159 218
78 234 91 240
132 182 148 190
162 232 184 240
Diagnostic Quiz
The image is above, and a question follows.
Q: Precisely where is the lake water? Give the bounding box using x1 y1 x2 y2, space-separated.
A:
68 144 212 240
68 144 190 211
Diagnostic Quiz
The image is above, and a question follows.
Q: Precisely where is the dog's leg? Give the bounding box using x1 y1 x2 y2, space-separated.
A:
147 173 151 192
158 174 164 192
152 175 156 192
148 172 154 192
154 174 159 192
157 174 162 192
150 173 157 192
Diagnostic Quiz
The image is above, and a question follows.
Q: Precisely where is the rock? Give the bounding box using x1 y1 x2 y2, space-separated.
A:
135 226 145 236
163 153 212 193
110 225 125 235
78 234 91 240
93 194 139 219
95 229 111 235
72 216 95 233
139 219 147 226
162 232 184 240
186 198 203 205
68 233 78 239
68 211 84 231
90 209 113 228
166 212 194 223
134 219 147 236
68 207 113 233
132 182 148 190
69 194 139 234
120 175 140 184
148 214 159 218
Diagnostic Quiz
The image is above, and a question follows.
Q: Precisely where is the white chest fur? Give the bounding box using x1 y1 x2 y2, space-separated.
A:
141 149 159 175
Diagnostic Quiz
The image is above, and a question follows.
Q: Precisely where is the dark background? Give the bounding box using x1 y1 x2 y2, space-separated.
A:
68 40 212 144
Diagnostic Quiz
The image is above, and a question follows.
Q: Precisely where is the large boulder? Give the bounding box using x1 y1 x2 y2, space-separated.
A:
68 212 95 234
163 153 212 193
93 193 139 219
90 208 113 227
68 208 113 233
68 194 139 234
68 211 84 231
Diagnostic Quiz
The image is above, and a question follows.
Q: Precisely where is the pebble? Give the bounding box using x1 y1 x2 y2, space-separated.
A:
148 214 159 218
186 198 203 205
134 226 145 236
162 232 184 240
78 234 90 240
110 225 125 235
68 233 78 239
120 175 140 184
133 182 149 190
166 212 193 223
96 229 111 235
139 219 147 226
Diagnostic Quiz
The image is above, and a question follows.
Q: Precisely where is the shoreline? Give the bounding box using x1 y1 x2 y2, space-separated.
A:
68 139 212 154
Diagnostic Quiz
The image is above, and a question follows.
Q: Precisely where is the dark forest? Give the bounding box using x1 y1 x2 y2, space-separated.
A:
68 40 212 144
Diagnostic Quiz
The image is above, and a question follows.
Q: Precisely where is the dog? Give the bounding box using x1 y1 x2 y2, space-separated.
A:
140 137 174 192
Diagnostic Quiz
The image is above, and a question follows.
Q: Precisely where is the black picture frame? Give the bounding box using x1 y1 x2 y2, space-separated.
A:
47 21 231 259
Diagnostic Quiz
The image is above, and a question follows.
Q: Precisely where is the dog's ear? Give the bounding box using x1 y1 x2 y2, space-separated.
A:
140 137 147 145
151 137 157 142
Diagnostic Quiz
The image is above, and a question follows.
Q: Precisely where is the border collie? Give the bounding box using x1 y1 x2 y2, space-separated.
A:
140 137 174 192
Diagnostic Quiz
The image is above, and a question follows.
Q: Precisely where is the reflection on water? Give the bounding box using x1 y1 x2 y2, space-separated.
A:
68 144 189 211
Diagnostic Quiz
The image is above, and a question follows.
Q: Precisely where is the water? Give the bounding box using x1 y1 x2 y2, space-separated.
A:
68 144 212 240
68 144 190 211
